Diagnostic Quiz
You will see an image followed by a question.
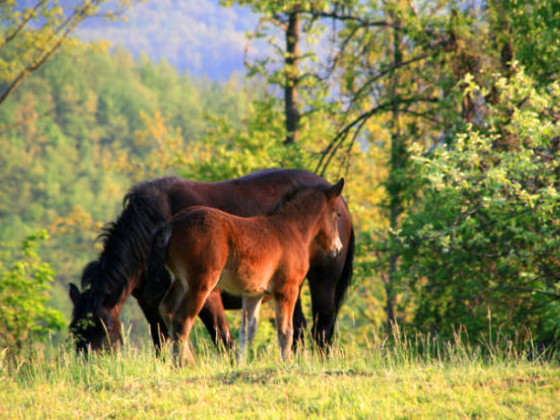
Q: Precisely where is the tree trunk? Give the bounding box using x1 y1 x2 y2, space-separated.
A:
284 11 301 145
385 19 403 333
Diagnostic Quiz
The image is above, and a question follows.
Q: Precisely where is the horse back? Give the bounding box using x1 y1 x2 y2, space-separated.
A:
167 206 300 296
163 169 329 216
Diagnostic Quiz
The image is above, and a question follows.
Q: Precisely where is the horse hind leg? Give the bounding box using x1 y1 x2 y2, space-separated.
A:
239 295 263 362
171 271 221 365
198 289 235 353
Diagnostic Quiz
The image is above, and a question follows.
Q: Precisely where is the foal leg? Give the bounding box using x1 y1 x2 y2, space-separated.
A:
172 272 220 365
274 285 300 361
239 295 263 362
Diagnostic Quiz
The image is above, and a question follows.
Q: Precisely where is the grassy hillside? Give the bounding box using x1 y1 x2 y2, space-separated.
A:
2 338 558 419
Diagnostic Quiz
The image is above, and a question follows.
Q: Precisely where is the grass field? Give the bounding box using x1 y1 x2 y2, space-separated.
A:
1 333 559 419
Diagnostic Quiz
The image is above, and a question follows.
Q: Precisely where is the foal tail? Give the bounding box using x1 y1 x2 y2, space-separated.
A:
147 223 173 292
334 226 355 315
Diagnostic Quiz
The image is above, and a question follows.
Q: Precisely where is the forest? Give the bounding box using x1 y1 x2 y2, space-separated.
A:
1 0 559 355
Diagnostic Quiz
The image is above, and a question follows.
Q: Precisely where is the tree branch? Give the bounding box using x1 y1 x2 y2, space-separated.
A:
0 2 93 107
0 0 48 51
316 96 439 175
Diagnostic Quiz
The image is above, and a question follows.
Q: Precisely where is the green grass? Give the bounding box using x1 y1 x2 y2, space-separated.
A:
1 336 559 419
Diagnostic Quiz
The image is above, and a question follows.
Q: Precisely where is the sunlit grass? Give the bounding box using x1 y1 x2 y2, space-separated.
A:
1 330 559 419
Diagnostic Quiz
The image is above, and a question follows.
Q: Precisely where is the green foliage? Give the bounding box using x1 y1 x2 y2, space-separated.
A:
488 0 560 84
0 230 65 350
0 44 257 331
183 97 311 182
399 69 560 343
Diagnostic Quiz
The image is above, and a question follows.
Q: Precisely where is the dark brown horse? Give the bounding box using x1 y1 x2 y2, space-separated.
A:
153 180 345 364
69 169 354 353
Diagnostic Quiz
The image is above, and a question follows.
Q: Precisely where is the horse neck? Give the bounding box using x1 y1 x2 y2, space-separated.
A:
272 193 325 243
91 187 167 298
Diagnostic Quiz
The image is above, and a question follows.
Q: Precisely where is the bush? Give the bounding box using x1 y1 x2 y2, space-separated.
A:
0 231 65 351
399 69 560 345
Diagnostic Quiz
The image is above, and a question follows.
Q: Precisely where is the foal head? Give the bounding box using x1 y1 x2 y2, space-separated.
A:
313 178 345 257
68 279 123 353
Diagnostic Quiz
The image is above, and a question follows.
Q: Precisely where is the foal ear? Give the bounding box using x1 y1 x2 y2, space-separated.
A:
326 178 345 200
69 283 81 305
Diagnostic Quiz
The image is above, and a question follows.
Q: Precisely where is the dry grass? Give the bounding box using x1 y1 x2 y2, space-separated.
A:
1 333 559 419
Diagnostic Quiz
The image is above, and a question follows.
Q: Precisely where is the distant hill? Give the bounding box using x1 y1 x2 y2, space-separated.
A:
76 0 260 81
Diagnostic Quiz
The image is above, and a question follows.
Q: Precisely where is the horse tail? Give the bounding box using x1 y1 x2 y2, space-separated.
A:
147 223 173 292
334 226 355 315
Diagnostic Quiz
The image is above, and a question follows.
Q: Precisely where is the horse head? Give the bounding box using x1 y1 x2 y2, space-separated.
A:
314 178 345 258
68 277 124 353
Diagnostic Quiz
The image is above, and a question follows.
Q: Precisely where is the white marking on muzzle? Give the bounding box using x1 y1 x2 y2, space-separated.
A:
330 236 343 257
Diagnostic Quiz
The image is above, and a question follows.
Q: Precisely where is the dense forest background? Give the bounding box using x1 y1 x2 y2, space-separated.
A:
1 0 559 351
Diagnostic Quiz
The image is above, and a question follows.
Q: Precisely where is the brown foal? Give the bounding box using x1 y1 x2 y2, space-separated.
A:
154 179 345 364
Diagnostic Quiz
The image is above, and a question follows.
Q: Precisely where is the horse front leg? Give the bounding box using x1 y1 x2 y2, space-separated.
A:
273 284 300 361
292 296 307 352
135 297 169 356
239 295 263 362
307 268 340 353
158 275 187 335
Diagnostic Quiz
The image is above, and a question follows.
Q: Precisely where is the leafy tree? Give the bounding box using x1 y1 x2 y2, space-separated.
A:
0 231 65 351
399 69 560 344
224 0 467 330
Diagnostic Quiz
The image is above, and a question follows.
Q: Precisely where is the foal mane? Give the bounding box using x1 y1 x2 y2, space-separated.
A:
81 180 169 305
268 183 329 215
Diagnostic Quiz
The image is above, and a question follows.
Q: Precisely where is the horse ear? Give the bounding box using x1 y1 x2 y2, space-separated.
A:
69 283 80 305
326 178 344 200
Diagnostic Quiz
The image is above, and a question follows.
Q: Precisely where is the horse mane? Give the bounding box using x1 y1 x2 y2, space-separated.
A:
81 179 170 304
268 183 328 215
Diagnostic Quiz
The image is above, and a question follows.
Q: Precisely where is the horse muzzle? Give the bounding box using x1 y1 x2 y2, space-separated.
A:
328 237 343 258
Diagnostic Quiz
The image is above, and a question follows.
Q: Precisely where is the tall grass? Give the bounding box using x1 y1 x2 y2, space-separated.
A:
1 328 559 419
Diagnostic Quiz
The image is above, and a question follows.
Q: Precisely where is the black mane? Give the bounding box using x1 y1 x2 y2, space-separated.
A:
81 181 169 304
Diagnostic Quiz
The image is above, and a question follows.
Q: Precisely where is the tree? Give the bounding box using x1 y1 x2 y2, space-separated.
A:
226 0 465 330
400 69 560 344
311 0 464 329
225 1 375 147
0 0 134 108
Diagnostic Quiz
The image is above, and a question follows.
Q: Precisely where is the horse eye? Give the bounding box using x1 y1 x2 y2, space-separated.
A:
337 212 341 218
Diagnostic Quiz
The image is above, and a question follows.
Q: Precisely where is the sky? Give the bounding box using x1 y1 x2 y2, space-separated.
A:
76 0 261 81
